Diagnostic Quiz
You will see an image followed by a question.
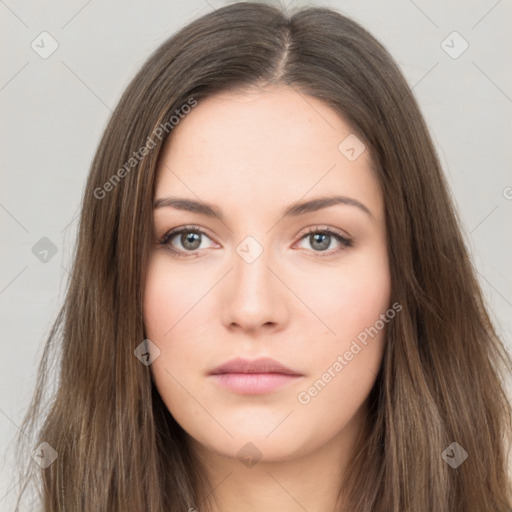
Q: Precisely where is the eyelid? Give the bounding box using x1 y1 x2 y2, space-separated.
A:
297 224 352 242
159 224 216 245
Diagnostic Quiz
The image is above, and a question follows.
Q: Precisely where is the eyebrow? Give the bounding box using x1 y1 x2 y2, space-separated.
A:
153 195 373 220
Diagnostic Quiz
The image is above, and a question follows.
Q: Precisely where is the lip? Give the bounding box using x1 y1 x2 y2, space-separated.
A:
209 357 303 395
210 357 302 376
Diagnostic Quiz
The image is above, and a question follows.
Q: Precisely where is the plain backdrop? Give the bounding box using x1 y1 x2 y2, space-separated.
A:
1 0 511 508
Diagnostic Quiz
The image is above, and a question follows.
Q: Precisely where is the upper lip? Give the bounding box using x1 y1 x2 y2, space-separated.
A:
210 357 302 376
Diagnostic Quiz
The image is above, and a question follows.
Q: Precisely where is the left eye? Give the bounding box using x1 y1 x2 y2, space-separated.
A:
295 228 353 254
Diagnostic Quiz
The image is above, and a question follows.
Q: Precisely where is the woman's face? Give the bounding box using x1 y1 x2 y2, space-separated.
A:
144 85 391 464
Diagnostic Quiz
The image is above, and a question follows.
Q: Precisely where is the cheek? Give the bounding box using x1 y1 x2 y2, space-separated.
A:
143 258 171 339
297 250 391 409
295 299 389 441
143 255 208 339
303 249 391 353
142 257 210 420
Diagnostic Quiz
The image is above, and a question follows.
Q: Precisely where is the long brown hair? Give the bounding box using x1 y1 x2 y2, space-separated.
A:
13 2 512 510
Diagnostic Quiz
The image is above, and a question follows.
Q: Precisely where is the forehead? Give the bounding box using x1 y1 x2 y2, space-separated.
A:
154 85 382 219
161 85 358 165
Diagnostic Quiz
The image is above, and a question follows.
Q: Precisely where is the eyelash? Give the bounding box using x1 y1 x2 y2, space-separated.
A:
158 225 353 259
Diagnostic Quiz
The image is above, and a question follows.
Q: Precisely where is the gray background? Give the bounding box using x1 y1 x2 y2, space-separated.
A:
1 0 511 507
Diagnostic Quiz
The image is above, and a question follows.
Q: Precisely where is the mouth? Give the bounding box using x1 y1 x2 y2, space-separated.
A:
209 357 303 395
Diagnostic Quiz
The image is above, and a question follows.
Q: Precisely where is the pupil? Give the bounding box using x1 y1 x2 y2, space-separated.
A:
311 233 330 251
182 232 200 250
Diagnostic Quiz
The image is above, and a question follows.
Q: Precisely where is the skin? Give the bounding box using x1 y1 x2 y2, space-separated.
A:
143 84 391 512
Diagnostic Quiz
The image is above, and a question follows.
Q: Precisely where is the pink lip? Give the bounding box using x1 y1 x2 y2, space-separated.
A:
210 356 301 376
209 357 303 395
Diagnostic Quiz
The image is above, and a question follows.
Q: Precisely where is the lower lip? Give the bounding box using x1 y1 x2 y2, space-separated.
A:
210 372 302 394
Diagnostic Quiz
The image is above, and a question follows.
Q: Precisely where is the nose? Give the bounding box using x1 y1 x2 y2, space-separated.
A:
221 241 289 333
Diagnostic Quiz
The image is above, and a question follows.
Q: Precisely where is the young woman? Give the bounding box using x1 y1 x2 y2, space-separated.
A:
14 2 512 511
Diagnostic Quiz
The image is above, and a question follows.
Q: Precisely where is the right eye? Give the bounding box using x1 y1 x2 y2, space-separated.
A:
159 226 217 258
